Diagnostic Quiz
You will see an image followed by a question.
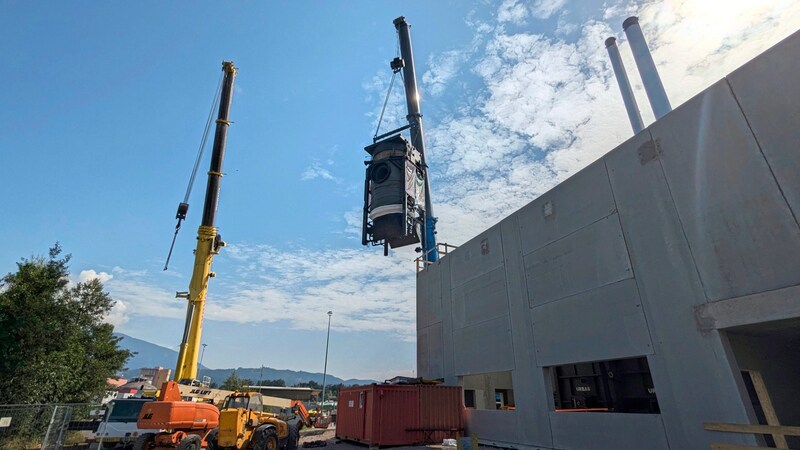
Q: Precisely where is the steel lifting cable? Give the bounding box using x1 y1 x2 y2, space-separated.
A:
373 72 397 140
163 71 225 271
373 32 403 140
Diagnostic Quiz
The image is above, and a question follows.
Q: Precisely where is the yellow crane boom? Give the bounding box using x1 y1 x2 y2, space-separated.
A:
173 61 237 384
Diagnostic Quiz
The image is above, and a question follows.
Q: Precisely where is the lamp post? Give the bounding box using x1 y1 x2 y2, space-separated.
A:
321 311 333 412
198 343 208 384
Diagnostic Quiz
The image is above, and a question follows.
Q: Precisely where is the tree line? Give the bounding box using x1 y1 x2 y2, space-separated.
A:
218 371 344 399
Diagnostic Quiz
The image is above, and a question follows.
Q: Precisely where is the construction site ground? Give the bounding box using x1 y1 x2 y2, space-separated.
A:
300 427 466 450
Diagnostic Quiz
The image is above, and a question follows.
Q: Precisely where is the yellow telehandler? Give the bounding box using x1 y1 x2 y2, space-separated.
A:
207 391 300 450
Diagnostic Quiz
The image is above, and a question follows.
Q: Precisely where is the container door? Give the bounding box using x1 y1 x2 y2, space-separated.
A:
362 389 372 442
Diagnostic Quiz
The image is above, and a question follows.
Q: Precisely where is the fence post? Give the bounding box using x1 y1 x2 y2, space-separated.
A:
54 406 72 450
40 405 58 450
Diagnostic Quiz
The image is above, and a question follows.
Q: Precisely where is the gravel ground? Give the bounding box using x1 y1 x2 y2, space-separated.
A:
299 427 457 450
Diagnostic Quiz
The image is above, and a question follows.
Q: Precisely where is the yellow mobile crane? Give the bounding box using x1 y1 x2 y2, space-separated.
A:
170 60 235 385
136 61 233 450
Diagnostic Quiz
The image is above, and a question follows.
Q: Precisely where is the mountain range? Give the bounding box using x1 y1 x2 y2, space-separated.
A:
114 333 377 386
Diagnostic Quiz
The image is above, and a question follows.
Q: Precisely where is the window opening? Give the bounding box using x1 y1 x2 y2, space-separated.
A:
459 371 514 411
551 356 659 414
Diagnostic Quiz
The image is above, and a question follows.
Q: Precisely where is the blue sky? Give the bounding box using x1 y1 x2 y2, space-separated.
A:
3 0 799 381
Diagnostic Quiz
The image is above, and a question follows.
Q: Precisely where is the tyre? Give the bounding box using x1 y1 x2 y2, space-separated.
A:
178 434 201 450
132 433 155 450
206 428 219 450
285 424 300 450
253 426 279 450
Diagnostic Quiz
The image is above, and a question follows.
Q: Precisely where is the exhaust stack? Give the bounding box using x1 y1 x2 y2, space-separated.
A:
623 16 672 119
605 37 645 134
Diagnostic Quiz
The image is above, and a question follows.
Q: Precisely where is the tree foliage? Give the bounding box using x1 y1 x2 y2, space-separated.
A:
0 244 131 404
258 378 286 387
220 370 247 391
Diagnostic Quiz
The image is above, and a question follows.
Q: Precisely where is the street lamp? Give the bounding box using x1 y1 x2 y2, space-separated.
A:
198 343 208 384
321 311 333 412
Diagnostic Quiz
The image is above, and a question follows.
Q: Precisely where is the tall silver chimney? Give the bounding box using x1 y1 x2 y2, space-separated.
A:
605 37 645 134
623 16 672 119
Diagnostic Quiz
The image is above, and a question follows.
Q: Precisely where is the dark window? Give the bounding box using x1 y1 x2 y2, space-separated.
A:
107 400 150 422
551 356 659 414
464 390 475 408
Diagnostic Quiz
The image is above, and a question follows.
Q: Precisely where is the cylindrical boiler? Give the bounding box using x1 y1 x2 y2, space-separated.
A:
362 135 426 250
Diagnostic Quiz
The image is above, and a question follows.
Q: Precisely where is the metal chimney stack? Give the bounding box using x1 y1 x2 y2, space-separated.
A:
623 16 672 119
605 37 645 134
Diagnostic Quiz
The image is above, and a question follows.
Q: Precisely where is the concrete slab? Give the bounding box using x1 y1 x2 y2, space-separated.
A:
518 159 617 255
523 214 632 307
531 278 653 366
650 79 800 302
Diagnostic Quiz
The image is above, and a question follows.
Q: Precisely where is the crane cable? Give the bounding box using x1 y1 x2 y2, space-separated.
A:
373 33 403 140
163 71 225 271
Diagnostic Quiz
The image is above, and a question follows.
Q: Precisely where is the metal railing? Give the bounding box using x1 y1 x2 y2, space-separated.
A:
415 243 457 272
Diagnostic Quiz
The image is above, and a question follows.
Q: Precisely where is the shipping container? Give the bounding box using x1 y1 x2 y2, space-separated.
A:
336 384 463 446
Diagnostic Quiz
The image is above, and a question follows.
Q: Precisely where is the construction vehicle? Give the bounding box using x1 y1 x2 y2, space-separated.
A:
133 61 236 450
206 392 300 450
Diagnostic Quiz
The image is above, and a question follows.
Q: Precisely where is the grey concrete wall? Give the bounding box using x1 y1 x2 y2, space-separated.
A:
416 29 800 450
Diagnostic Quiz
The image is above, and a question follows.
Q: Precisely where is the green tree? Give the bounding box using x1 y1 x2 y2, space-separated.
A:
258 378 286 387
0 244 131 404
220 370 246 391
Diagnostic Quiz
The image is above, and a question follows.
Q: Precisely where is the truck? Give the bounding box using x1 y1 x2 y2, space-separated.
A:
90 398 160 449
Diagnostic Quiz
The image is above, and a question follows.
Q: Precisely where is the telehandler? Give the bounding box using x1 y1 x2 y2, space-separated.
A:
207 391 300 450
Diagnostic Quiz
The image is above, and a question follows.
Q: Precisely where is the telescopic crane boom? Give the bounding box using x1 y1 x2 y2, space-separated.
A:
173 60 237 384
394 16 438 263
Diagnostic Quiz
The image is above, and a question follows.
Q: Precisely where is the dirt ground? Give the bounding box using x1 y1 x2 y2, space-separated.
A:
299 427 457 450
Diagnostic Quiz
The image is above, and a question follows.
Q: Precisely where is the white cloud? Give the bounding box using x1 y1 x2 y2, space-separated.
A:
531 0 568 20
497 0 529 25
105 299 129 327
417 0 800 248
79 269 113 284
219 244 419 339
301 162 336 181
423 50 469 96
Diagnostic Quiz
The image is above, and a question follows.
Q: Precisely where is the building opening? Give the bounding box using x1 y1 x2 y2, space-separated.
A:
726 319 800 448
550 356 659 413
460 371 515 411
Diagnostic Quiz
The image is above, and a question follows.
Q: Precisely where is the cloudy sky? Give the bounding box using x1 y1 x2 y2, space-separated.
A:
3 0 799 381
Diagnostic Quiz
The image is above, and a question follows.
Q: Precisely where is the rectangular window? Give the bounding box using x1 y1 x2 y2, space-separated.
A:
459 371 515 411
464 390 476 408
551 356 659 414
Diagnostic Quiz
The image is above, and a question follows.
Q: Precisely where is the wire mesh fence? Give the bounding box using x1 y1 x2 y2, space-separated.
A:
0 403 105 450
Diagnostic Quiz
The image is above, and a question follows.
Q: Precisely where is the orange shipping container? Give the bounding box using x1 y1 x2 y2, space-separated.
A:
336 384 464 446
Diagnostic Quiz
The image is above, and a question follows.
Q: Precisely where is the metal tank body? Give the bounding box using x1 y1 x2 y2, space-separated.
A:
362 135 426 250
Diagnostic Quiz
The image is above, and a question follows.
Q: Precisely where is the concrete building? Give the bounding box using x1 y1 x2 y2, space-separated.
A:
138 367 171 388
417 30 800 449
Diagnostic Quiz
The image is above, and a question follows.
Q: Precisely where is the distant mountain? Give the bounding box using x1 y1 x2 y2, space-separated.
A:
114 333 376 386
114 333 208 379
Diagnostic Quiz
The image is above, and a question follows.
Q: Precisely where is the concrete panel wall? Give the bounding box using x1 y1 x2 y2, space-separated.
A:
502 216 555 447
727 31 800 222
650 79 800 302
417 261 442 330
453 315 515 375
531 278 653 366
416 28 800 450
518 159 617 254
550 413 670 450
452 267 509 329
523 214 632 306
605 129 754 449
449 225 505 288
